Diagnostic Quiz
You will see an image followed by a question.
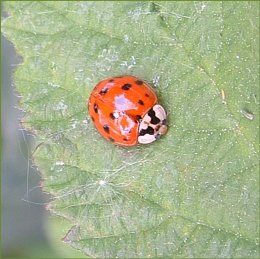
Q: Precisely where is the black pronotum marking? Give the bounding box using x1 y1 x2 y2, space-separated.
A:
99 87 109 95
135 115 142 122
155 125 160 131
94 103 98 113
110 113 115 119
139 126 154 136
138 99 144 105
109 137 115 142
122 84 132 90
103 124 110 133
135 80 143 85
148 108 160 124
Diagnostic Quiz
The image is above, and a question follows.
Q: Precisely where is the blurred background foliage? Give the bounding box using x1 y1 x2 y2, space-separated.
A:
2 26 84 258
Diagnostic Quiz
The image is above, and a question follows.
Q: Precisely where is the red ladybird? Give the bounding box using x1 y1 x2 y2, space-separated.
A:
88 75 167 146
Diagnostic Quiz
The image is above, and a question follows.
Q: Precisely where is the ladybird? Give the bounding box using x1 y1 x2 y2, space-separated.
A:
88 75 167 146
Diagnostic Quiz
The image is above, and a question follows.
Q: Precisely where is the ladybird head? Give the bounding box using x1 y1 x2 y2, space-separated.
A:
138 104 168 144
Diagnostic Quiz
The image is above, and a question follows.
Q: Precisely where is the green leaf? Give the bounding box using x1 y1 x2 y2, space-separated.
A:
2 1 259 257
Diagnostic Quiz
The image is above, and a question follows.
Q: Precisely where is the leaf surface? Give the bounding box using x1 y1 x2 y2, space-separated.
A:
2 1 259 257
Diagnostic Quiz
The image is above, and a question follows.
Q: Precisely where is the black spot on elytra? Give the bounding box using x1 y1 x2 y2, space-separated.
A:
145 93 150 97
109 79 114 82
99 87 109 95
148 108 160 124
123 138 128 141
110 113 115 119
135 80 143 85
94 103 98 113
109 137 115 142
103 125 110 133
91 116 95 122
122 84 132 90
139 126 154 136
138 99 144 105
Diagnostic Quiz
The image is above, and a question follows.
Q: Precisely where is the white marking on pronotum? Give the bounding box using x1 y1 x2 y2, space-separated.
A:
138 133 156 144
154 104 167 120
